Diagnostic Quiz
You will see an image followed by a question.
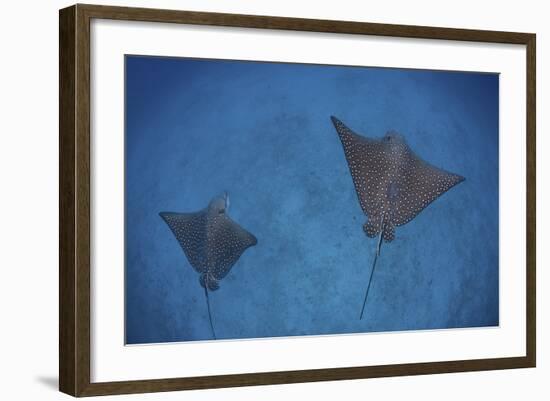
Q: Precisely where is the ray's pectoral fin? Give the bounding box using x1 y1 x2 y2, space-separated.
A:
199 273 220 291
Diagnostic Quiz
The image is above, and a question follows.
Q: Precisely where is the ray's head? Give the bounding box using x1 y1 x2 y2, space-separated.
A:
209 191 229 215
381 130 408 153
383 130 405 144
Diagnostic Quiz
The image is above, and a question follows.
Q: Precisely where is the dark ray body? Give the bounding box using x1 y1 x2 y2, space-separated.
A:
160 192 257 338
330 116 464 319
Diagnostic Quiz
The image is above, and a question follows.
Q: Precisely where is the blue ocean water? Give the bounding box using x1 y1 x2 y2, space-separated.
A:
125 55 499 344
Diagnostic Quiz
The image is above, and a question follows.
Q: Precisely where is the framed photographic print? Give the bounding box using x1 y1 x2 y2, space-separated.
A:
59 4 536 397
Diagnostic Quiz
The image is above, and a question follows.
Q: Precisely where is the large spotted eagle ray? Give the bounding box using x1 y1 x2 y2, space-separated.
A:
160 192 257 339
330 116 465 319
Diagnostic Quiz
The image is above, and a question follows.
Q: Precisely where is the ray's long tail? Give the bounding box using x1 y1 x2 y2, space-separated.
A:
360 228 384 320
204 287 217 340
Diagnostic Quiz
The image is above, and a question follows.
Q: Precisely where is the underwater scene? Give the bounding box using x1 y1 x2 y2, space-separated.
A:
125 55 499 344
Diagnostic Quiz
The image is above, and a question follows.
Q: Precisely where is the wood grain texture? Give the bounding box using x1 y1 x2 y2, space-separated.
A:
525 34 536 367
78 356 533 396
59 5 76 396
78 3 533 43
59 3 536 397
75 4 92 397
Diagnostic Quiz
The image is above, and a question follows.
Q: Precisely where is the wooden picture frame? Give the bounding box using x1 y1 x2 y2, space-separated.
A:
59 3 536 397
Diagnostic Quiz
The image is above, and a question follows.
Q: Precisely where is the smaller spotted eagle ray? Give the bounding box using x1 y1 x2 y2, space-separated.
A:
330 116 465 319
160 192 257 339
